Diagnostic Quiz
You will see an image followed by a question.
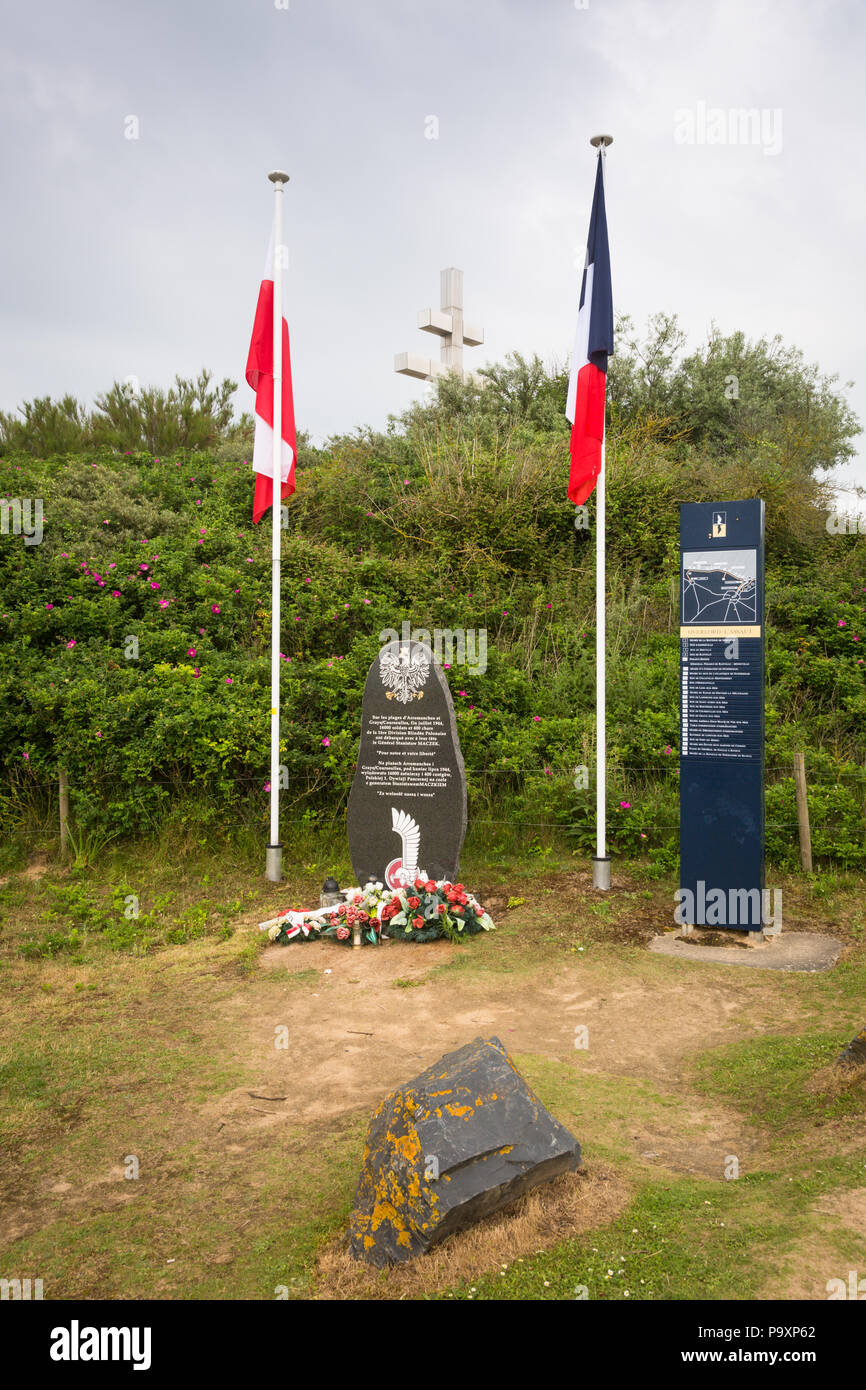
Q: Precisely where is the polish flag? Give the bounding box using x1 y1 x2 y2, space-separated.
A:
565 154 613 506
246 230 296 524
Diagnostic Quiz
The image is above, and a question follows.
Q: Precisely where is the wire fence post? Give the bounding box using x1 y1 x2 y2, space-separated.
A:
58 767 71 857
793 751 813 874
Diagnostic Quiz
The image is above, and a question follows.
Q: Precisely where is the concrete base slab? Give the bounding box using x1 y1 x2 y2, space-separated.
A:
649 930 843 973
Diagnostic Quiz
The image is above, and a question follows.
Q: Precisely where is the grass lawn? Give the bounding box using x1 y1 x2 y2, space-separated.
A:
1 835 864 1301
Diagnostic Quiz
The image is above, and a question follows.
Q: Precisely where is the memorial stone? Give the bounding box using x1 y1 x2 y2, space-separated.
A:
346 639 468 888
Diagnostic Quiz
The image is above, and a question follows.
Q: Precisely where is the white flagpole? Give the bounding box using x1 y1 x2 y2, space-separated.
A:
266 169 289 883
590 135 612 892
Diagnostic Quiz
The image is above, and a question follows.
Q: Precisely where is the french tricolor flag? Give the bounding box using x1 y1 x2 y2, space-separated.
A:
565 154 613 506
246 230 297 524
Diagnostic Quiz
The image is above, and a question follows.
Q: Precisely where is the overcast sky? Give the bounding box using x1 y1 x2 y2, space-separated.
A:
2 0 864 491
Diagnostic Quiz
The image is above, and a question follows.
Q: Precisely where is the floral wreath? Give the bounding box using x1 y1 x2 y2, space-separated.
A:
261 876 495 946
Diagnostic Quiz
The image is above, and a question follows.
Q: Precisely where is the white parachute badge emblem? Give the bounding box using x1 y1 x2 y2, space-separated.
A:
386 807 422 889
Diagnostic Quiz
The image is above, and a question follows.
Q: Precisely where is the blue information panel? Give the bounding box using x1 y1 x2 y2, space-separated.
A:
679 500 765 930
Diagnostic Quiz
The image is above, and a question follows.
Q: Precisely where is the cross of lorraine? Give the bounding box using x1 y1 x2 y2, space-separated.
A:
394 267 485 385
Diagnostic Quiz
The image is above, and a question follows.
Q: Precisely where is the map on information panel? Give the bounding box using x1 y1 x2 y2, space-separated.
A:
682 549 757 625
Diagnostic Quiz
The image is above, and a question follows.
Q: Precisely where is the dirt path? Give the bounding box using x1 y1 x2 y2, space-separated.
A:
201 934 799 1182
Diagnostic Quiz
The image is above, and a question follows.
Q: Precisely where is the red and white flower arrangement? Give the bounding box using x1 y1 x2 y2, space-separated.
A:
261 878 495 947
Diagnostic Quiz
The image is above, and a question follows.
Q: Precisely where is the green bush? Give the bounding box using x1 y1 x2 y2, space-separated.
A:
1 338 863 870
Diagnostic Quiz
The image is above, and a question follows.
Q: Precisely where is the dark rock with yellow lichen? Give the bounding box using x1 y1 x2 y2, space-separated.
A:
836 1026 866 1071
348 1035 581 1265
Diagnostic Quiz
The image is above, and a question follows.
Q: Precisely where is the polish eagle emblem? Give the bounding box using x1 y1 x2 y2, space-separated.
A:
379 643 430 703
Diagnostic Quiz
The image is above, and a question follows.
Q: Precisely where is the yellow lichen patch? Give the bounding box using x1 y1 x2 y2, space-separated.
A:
472 1142 516 1164
446 1104 473 1118
428 1089 454 1098
392 1127 422 1165
370 1199 407 1233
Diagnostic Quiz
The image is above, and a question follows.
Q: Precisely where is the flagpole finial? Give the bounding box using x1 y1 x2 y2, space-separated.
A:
590 134 613 150
268 170 290 185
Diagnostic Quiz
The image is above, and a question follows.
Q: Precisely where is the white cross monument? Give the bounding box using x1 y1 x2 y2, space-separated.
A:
394 267 485 385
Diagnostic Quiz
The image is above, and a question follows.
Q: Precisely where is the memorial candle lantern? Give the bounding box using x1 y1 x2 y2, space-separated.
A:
320 876 343 909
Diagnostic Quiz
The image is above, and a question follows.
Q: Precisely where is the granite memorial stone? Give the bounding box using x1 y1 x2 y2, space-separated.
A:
836 1026 866 1072
346 639 468 888
348 1035 582 1265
